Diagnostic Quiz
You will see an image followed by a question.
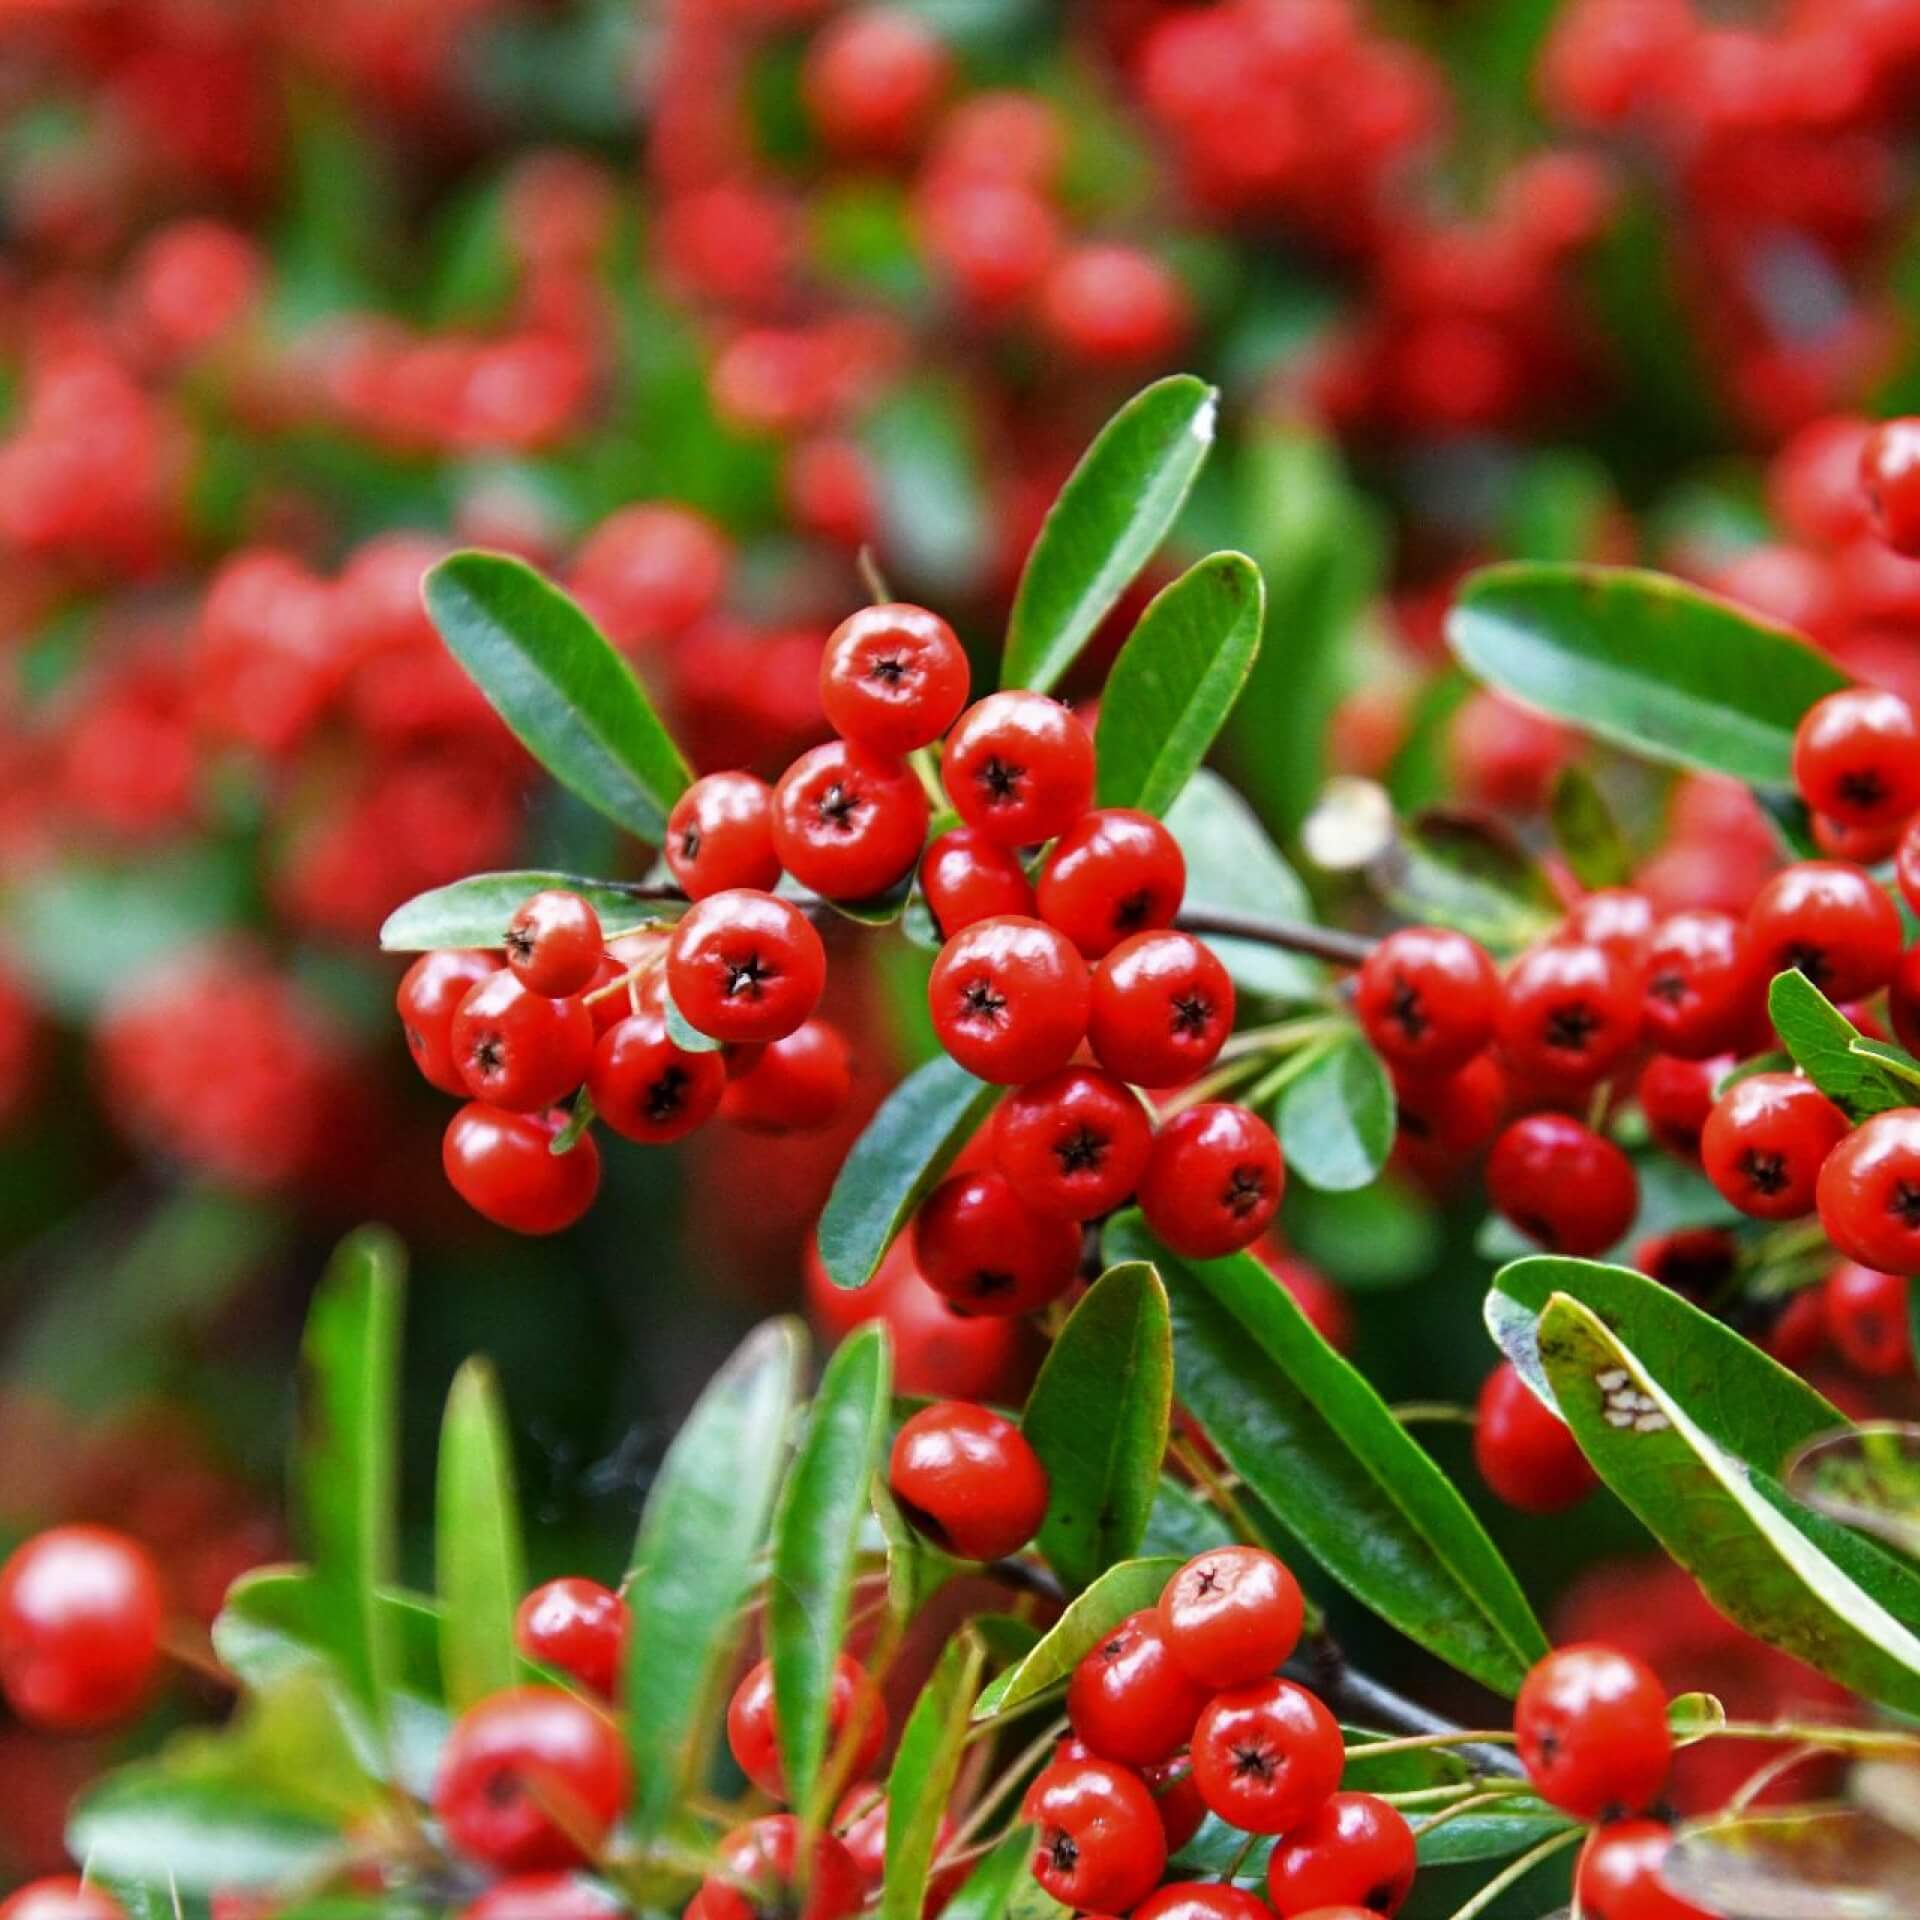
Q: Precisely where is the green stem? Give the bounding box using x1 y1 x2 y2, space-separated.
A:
1340 1729 1516 1758
1389 1401 1478 1427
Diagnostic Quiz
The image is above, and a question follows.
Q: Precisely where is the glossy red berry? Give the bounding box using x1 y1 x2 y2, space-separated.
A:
1635 1227 1738 1301
1793 687 1920 830
819 603 969 754
444 1103 602 1235
1355 927 1498 1075
1861 416 1920 555
720 1020 852 1133
515 1579 628 1698
1040 244 1189 365
772 740 931 902
453 972 595 1112
1473 1362 1596 1514
433 1685 630 1871
1158 1544 1304 1687
506 891 605 999
1190 1676 1344 1834
1390 1052 1508 1180
588 1012 726 1143
1897 818 1920 918
927 916 1090 1084
1575 1819 1715 1920
1134 1884 1271 1920
913 1170 1082 1315
918 826 1036 937
1144 1757 1207 1854
991 1066 1153 1220
832 1785 962 1909
1822 1262 1912 1374
1140 1102 1284 1257
667 773 781 901
942 692 1094 846
1022 1755 1167 1912
1641 911 1756 1060
1087 931 1234 1089
801 9 951 160
1266 1792 1417 1919
726 1655 887 1801
1496 940 1641 1088
667 891 827 1044
1817 1107 1920 1273
1484 1113 1637 1256
0 1525 163 1732
1566 890 1656 969
701 1816 865 1920
1036 809 1186 959
1514 1643 1671 1819
888 1400 1049 1560
1701 1072 1848 1221
1066 1607 1210 1766
0 1883 124 1920
1889 943 1920 1057
399 950 502 1095
1744 861 1903 1004
1637 1053 1727 1162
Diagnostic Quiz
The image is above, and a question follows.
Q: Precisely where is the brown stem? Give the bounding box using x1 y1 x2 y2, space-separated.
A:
1173 907 1377 968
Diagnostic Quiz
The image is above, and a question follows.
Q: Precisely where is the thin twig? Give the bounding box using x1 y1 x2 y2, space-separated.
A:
1174 907 1377 967
1440 1825 1581 1920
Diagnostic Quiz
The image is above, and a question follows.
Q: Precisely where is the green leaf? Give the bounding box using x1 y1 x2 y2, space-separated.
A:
1536 1291 1920 1713
971 1556 1181 1721
938 1825 1033 1920
818 1055 999 1289
380 870 670 951
1786 1422 1920 1559
1854 1037 1920 1098
1414 1801 1577 1868
626 1318 804 1839
1106 1215 1547 1696
434 1358 526 1713
295 1229 404 1728
769 1325 892 1818
664 980 726 1053
425 550 692 842
1094 553 1264 817
1275 1031 1394 1193
1371 809 1560 951
882 1631 986 1920
1139 1474 1236 1561
1548 765 1633 891
1021 1263 1174 1590
1447 563 1850 785
1768 970 1913 1119
1002 376 1219 695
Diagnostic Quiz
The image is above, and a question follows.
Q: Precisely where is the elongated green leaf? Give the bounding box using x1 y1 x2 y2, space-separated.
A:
296 1229 404 1728
380 870 670 951
1856 1037 1920 1097
939 1824 1032 1920
971 1556 1181 1721
1003 376 1219 695
627 1318 805 1837
1371 809 1560 951
1448 563 1849 784
1415 1801 1576 1868
883 1631 986 1920
1107 1215 1546 1695
435 1358 526 1713
819 1055 999 1289
425 551 692 841
1139 1474 1236 1561
1275 1032 1394 1193
1537 1292 1920 1712
1768 970 1912 1119
770 1325 892 1818
1786 1423 1920 1558
1021 1264 1173 1590
1094 553 1264 817
1548 765 1633 891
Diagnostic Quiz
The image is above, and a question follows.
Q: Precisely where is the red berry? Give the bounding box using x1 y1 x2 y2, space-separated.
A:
1039 244 1189 365
1144 1757 1207 1854
1897 817 1920 917
1087 931 1234 1089
1637 1053 1726 1162
452 972 595 1112
1793 687 1920 829
1566 889 1656 969
0 1884 124 1920
918 826 1037 937
1861 416 1920 556
913 1170 1082 1315
701 1817 864 1920
1890 943 1920 1057
506 891 605 999
1640 911 1756 1060
0 1526 163 1732
1035 809 1186 959
1473 1362 1596 1514
1701 1072 1848 1221
1575 1819 1716 1920
570 504 729 650
820 603 969 754
667 773 781 901
1356 927 1499 1075
941 692 1094 846
1635 1227 1738 1300
1514 1643 1671 1819
725 1655 887 1801
1390 1053 1507 1180
433 1686 630 1871
515 1579 628 1698
1139 1103 1284 1257
772 740 931 902
992 1066 1153 1220
1817 1107 1920 1273
1022 1756 1167 1912
1189 1676 1344 1834
833 1785 963 1910
667 890 827 1044
801 9 951 160
927 915 1090 1084
444 1103 602 1235
1486 1113 1637 1255
1066 1607 1210 1766
1266 1792 1417 1919
398 949 502 1095
888 1400 1048 1560
588 1012 725 1143
1744 861 1903 1004
720 1019 852 1133
1823 1262 1912 1374
1811 811 1905 864
1158 1544 1304 1688
459 1876 626 1920
1496 940 1641 1088
1134 1884 1270 1920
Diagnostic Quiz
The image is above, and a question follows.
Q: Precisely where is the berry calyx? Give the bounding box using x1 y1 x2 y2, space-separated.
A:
1138 1102 1284 1258
1640 911 1756 1060
1496 939 1641 1089
452 971 595 1113
1816 1106 1920 1273
1355 926 1498 1075
888 1400 1049 1560
1157 1544 1305 1688
1035 808 1186 959
772 739 930 903
588 1012 726 1143
819 602 969 754
506 890 606 1000
1792 686 1920 829
941 692 1095 846
398 949 502 1095
913 1169 1082 1315
1066 1607 1210 1766
1701 1072 1849 1221
1743 861 1902 1004
667 773 781 901
1022 1755 1167 1912
1087 930 1235 1089
1189 1675 1344 1834
667 891 828 1045
991 1066 1153 1220
927 915 1090 1085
